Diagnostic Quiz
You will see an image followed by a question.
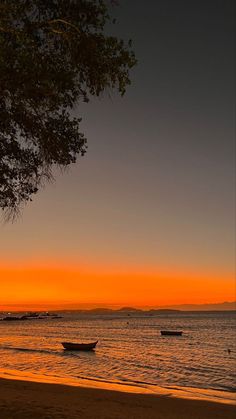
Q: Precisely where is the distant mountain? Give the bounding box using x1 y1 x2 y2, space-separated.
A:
1 301 235 313
62 301 236 313
117 307 140 312
86 308 114 313
60 307 181 316
149 308 180 314
156 301 236 311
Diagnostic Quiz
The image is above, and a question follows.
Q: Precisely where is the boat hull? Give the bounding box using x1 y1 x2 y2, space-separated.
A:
61 341 98 351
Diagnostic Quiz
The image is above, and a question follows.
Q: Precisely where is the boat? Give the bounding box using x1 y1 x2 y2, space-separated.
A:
161 330 183 336
2 316 21 321
61 341 98 351
41 312 63 319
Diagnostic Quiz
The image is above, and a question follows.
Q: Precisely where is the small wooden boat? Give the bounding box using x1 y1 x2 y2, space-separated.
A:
161 330 183 336
61 341 98 351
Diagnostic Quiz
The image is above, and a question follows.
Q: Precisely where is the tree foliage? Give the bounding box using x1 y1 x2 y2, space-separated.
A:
0 0 136 217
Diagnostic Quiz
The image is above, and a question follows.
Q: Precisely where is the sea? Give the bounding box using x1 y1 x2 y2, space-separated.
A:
0 311 235 403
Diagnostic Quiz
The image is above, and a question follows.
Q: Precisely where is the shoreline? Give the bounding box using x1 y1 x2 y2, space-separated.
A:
0 368 235 406
0 376 235 419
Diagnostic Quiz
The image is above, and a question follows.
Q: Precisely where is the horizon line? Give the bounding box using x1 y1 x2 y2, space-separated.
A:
1 300 235 312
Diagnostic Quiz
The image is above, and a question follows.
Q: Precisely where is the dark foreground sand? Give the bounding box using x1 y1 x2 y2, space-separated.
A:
0 378 235 419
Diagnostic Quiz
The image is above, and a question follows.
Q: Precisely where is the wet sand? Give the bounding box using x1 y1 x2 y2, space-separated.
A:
0 377 235 419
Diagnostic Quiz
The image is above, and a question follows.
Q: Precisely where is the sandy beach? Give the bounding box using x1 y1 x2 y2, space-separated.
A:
0 377 235 419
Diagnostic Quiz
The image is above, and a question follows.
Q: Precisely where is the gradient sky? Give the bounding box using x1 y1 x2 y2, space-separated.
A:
0 0 235 308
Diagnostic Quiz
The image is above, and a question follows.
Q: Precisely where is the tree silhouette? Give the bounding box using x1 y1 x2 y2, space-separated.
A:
0 0 136 217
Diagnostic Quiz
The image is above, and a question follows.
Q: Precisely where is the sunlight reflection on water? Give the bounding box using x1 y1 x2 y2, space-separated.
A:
0 312 235 394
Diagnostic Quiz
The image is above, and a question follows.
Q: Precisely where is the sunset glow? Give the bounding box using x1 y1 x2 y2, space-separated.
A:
1 261 235 310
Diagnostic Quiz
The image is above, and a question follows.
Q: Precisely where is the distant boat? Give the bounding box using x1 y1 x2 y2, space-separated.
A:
2 312 63 321
51 315 63 319
161 330 183 336
2 316 21 321
40 313 63 319
61 341 98 351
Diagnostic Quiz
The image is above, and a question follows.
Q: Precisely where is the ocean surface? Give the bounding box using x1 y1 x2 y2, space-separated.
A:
0 311 235 401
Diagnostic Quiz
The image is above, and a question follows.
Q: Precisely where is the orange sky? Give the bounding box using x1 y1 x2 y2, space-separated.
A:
0 261 235 310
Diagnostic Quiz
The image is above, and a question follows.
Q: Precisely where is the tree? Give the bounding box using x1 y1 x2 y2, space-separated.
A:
0 0 136 218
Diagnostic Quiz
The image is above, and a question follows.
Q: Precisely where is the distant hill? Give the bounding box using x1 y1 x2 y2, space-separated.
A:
117 307 140 312
156 301 236 311
85 308 114 314
60 307 181 316
149 308 180 314
57 301 236 316
1 301 235 313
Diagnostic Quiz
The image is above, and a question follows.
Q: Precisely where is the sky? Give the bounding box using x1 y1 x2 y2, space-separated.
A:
0 0 235 309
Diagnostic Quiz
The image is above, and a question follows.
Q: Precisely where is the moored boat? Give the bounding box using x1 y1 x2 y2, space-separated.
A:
161 330 183 336
2 316 21 321
61 341 98 351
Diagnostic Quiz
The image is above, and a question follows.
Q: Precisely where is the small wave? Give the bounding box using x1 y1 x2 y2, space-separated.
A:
0 345 57 356
119 377 157 386
75 374 154 388
0 345 91 359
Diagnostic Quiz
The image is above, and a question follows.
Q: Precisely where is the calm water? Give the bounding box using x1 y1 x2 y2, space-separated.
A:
0 312 235 396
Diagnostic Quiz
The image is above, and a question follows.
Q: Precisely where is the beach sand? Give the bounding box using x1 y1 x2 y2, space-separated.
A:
0 378 235 419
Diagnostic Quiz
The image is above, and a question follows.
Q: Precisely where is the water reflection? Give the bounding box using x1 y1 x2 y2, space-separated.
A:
0 312 235 393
